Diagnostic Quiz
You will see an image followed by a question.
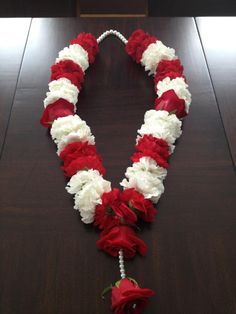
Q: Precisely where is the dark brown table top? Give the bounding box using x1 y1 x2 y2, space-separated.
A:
0 17 235 314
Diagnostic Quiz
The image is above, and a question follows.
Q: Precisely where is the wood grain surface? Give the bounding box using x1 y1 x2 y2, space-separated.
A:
0 18 31 153
196 17 236 168
0 17 235 314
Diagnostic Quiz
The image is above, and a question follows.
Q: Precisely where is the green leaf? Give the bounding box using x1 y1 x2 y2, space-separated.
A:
127 277 138 286
101 284 113 299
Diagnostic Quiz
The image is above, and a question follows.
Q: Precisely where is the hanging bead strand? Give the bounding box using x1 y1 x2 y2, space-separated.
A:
118 249 126 279
97 29 128 45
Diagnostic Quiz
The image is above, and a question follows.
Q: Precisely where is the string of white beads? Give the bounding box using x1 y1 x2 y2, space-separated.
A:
97 29 128 45
118 249 126 279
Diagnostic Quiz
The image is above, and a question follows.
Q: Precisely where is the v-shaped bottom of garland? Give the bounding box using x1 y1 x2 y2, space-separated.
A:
40 28 191 313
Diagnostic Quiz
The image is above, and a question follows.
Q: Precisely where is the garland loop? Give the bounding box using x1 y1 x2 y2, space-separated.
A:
40 29 191 313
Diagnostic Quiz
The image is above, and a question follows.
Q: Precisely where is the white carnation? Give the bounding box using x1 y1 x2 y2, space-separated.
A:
56 44 89 72
120 157 167 203
156 77 191 112
141 40 176 76
51 115 92 145
66 169 111 223
138 110 182 145
57 132 95 155
44 78 79 108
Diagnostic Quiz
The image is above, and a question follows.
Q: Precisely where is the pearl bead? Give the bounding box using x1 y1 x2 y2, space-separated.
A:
97 30 127 45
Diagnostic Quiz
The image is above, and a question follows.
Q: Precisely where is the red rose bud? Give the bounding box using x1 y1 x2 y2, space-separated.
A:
96 225 147 259
94 189 121 230
125 29 157 63
94 189 138 230
40 99 74 128
120 188 157 222
155 89 187 118
111 278 155 314
70 32 99 64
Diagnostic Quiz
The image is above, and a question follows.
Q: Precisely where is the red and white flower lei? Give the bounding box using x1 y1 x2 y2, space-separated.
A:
40 29 191 313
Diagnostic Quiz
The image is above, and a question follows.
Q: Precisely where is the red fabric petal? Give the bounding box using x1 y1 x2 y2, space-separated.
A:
40 99 74 128
155 89 187 118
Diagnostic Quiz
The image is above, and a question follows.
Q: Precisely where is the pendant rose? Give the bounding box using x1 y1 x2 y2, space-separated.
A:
111 278 155 314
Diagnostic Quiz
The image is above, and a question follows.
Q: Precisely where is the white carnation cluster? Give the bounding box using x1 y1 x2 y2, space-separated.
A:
66 169 111 223
140 39 191 114
121 157 167 203
120 109 183 203
44 78 79 109
141 40 176 76
56 44 89 71
50 115 95 154
156 77 192 112
138 110 182 145
44 42 89 109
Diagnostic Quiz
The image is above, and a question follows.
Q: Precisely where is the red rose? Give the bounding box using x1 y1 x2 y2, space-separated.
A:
59 141 98 166
154 59 185 90
51 60 84 90
96 225 147 259
111 278 155 314
94 189 121 229
94 189 137 230
40 99 74 128
131 134 169 168
62 155 105 177
125 29 157 63
70 32 99 64
155 89 187 118
120 188 157 222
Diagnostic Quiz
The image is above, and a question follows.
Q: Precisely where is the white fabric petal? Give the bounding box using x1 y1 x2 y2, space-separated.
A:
138 110 182 145
141 40 176 76
44 78 79 108
56 44 89 72
156 77 192 112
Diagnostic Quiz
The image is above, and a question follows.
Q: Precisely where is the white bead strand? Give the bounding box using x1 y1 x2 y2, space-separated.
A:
97 29 128 45
118 249 126 279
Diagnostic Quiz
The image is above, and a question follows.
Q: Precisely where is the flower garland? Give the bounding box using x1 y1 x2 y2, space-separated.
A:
40 29 191 313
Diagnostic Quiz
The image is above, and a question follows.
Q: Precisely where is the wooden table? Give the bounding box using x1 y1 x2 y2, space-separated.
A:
0 18 235 314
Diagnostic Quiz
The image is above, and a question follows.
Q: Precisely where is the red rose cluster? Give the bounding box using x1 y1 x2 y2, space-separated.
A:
126 29 187 118
95 188 157 259
40 32 99 127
